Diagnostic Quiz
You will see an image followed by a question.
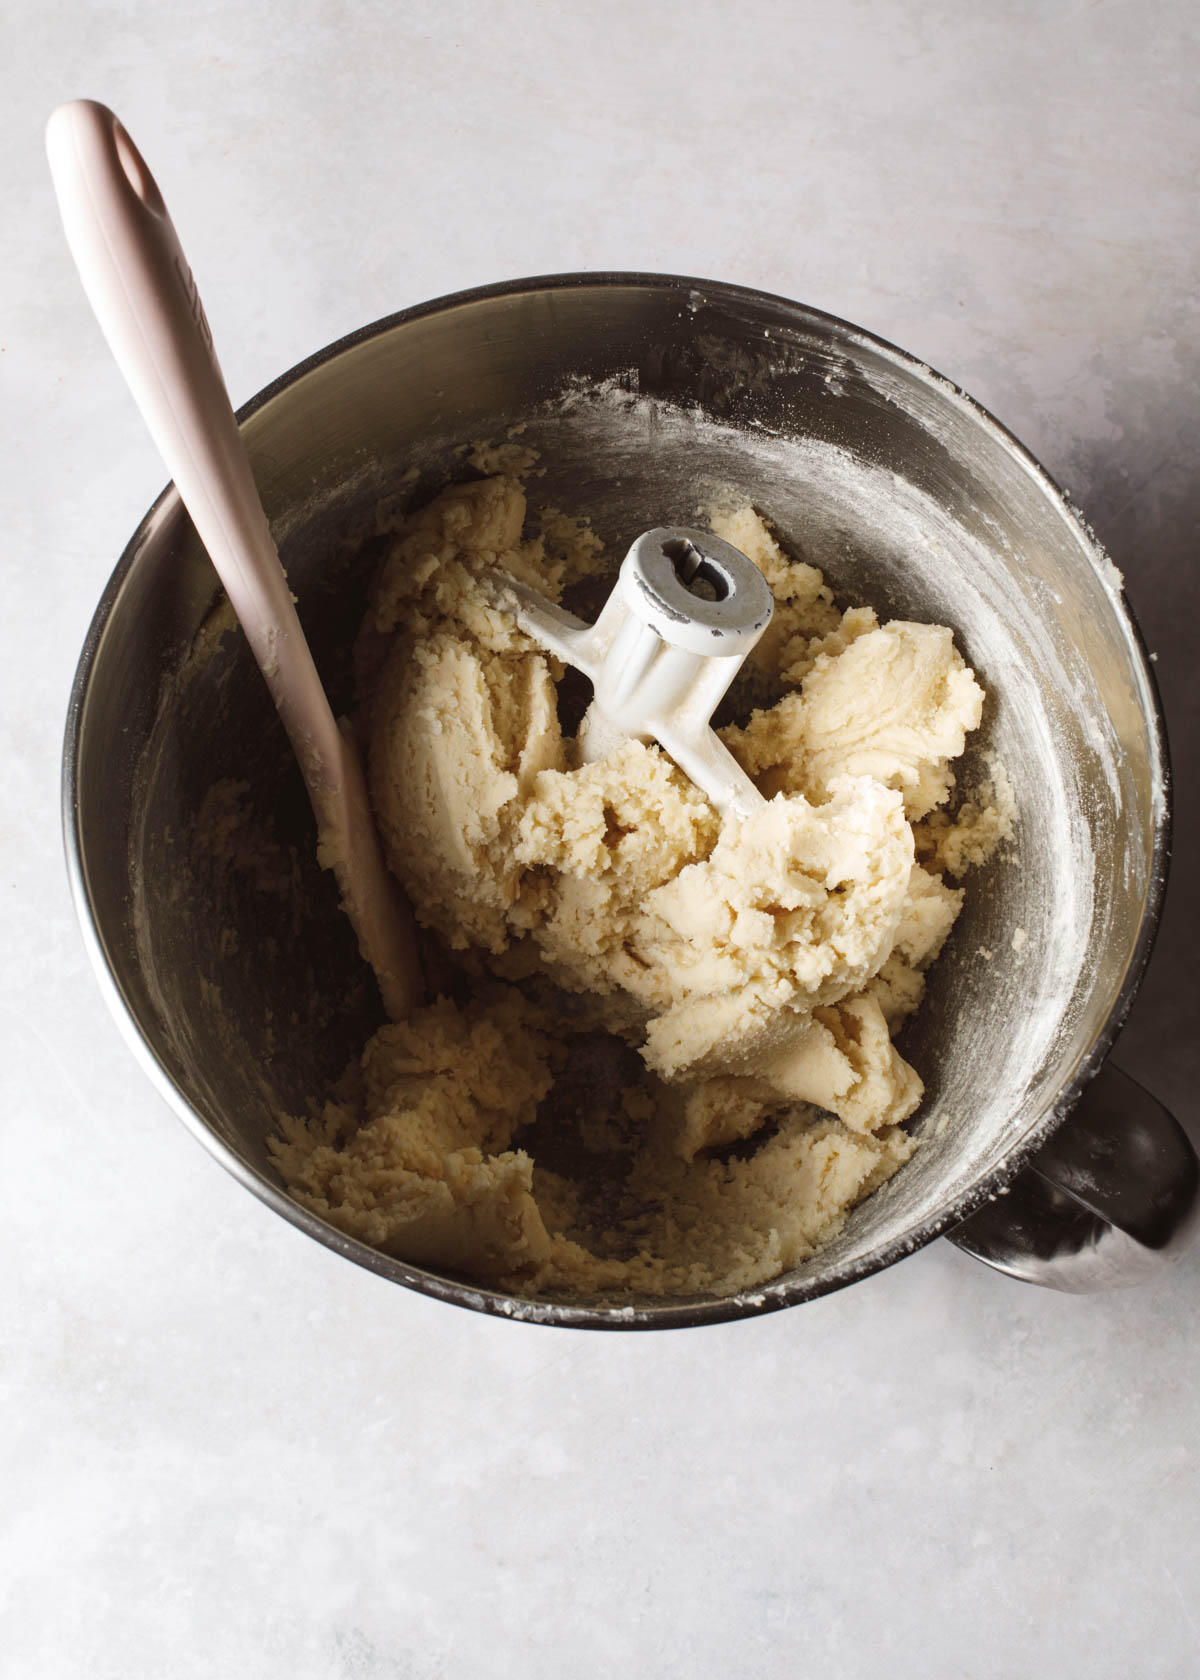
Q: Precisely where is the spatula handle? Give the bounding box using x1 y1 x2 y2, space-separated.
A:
46 98 342 772
48 100 422 1019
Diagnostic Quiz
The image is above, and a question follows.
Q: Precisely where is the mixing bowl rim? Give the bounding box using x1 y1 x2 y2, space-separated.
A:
62 269 1172 1329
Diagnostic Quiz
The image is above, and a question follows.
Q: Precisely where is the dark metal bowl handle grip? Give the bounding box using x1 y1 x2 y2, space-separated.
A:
947 1062 1200 1290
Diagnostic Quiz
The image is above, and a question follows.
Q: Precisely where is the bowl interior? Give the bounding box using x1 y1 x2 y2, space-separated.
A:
69 277 1165 1326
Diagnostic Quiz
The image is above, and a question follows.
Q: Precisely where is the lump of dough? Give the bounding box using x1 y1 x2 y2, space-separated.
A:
517 758 914 1046
861 862 964 1031
368 628 565 953
709 503 842 679
652 984 923 1145
643 778 912 1002
723 620 985 819
637 779 913 1082
513 739 719 998
358 473 580 954
270 990 556 1278
915 759 1016 877
525 1110 920 1297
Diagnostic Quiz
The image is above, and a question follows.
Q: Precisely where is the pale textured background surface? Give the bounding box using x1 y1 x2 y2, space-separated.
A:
4 3 1200 1676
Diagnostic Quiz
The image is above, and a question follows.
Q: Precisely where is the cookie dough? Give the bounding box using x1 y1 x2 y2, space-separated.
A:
271 474 1002 1298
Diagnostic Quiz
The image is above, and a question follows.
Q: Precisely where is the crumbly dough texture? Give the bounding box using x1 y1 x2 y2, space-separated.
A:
272 474 1004 1298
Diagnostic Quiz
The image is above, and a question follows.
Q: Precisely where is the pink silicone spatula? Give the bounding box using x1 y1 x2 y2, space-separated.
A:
47 99 421 1020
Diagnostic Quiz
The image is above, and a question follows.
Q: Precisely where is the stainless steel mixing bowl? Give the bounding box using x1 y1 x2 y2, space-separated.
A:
64 274 1198 1328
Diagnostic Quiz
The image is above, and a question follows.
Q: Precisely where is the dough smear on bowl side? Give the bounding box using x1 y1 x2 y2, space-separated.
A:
270 470 1010 1298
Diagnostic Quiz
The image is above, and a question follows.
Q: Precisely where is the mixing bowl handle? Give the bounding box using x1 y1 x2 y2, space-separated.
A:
946 1062 1199 1289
